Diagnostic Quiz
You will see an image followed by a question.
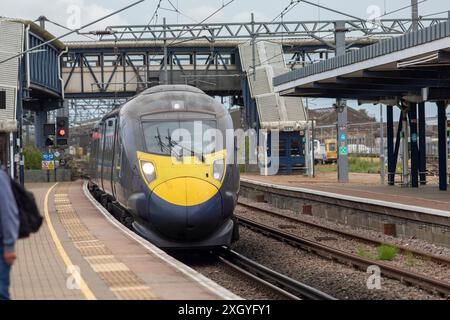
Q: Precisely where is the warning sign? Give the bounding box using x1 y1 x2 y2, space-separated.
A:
42 160 55 170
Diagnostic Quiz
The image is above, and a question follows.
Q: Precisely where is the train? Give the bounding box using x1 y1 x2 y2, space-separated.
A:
324 139 338 163
88 85 240 249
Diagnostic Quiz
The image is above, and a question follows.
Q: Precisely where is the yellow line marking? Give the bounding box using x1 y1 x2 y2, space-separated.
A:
44 183 97 300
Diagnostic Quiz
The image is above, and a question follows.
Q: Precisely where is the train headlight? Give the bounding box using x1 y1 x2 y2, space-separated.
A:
141 161 156 183
213 159 224 181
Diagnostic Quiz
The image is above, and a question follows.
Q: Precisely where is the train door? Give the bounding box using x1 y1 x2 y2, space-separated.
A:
98 122 106 191
113 118 122 202
103 118 115 196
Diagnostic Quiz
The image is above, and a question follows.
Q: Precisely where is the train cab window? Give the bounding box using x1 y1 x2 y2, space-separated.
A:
142 120 218 156
328 143 336 152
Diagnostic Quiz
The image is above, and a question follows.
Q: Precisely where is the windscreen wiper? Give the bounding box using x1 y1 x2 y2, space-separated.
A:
155 128 172 154
169 140 205 163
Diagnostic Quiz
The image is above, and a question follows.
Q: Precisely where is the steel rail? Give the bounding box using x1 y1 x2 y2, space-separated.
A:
237 200 450 266
236 216 450 297
217 248 336 300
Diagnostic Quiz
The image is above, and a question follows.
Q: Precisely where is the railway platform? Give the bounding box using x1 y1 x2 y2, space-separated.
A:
10 181 238 300
240 173 450 248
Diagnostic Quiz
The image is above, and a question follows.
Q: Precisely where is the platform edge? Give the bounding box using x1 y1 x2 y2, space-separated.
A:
82 180 242 301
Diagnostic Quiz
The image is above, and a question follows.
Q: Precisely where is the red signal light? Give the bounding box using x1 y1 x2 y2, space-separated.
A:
58 128 66 137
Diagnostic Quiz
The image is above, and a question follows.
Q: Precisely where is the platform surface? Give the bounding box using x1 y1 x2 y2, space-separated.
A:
242 173 450 213
10 181 235 300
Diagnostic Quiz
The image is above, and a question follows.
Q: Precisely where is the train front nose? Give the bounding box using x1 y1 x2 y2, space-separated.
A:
149 177 222 241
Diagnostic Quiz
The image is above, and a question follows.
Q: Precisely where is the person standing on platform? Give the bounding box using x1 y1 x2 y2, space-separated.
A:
0 168 19 300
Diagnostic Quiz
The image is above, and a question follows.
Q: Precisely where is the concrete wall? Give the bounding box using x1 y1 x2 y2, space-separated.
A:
240 181 450 248
25 169 73 183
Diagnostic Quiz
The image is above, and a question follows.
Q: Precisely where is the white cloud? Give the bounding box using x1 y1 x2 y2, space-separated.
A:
184 5 227 23
183 5 269 24
231 11 270 22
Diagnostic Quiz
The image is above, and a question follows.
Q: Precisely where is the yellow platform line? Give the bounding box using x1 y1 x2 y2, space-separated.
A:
44 183 97 300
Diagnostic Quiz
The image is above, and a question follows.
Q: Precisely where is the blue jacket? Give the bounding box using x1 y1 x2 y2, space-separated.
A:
0 170 19 252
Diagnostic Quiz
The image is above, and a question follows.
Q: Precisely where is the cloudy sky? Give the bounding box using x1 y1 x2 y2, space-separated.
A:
2 0 449 119
2 0 448 28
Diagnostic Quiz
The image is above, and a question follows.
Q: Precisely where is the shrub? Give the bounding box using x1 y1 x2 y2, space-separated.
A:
377 244 399 261
23 146 42 170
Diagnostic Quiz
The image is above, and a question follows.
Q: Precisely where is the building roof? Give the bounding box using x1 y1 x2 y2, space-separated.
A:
309 106 375 126
0 17 65 50
274 20 450 103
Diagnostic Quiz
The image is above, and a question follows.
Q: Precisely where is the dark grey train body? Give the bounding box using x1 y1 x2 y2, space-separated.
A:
88 85 240 248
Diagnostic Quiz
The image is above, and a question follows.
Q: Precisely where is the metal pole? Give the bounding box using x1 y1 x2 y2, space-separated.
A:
312 120 315 178
387 105 395 185
380 104 385 184
334 21 348 183
411 0 419 32
401 107 409 186
336 99 348 183
163 17 168 85
334 21 346 56
18 56 25 185
251 13 256 82
409 103 419 188
9 133 14 178
437 101 447 191
418 102 426 185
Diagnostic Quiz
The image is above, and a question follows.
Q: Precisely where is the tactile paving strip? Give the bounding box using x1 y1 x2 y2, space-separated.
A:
53 185 159 300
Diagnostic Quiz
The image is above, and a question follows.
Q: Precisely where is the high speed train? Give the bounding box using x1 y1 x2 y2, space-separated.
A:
88 85 240 249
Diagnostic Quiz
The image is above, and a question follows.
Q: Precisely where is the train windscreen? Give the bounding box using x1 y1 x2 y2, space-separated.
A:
142 120 218 157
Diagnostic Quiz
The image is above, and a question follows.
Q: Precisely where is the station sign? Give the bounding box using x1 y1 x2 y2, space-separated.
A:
42 152 54 161
339 146 348 155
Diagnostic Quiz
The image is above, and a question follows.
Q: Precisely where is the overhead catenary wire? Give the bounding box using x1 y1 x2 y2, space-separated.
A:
133 0 236 86
35 16 97 41
0 0 146 65
165 0 200 23
420 9 450 18
168 0 236 47
255 0 436 70
345 0 434 49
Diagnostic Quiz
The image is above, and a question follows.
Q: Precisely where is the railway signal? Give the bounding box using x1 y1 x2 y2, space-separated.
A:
56 116 69 146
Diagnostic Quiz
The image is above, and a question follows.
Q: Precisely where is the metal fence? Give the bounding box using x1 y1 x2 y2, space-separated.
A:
314 122 443 160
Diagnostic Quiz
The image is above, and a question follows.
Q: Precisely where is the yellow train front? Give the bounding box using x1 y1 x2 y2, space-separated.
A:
89 85 240 249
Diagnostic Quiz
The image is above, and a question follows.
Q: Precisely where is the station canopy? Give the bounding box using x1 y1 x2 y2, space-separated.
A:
273 21 450 105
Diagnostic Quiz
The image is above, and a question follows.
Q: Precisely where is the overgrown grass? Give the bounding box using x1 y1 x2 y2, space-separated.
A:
377 244 399 261
23 146 42 170
357 246 375 259
316 156 408 175
316 157 380 173
315 164 337 173
348 157 380 173
404 250 415 267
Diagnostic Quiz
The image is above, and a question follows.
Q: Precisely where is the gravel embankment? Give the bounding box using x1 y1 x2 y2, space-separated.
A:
232 227 442 300
171 252 285 300
237 199 450 283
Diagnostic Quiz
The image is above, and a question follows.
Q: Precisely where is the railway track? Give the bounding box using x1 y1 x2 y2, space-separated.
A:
235 215 450 297
216 248 336 300
88 186 334 300
237 200 450 266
